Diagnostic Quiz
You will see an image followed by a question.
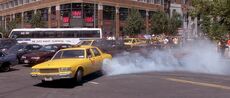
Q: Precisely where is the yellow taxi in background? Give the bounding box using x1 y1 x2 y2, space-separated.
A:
124 38 147 48
31 45 112 84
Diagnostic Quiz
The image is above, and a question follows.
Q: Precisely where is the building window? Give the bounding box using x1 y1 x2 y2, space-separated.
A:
38 8 48 21
154 0 161 4
14 0 19 6
139 10 146 19
119 8 128 21
19 0 23 5
24 10 33 22
103 5 115 20
0 4 2 10
23 0 29 4
147 0 154 4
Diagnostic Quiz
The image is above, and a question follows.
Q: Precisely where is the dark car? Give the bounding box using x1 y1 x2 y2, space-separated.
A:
0 51 18 72
0 39 17 51
21 44 72 65
5 43 42 63
78 39 125 55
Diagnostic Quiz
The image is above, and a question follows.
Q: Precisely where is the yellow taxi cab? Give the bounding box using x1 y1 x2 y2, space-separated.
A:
77 40 94 46
124 38 147 48
30 45 112 84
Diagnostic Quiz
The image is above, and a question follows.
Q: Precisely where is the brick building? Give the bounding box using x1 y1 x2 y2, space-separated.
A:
0 0 190 37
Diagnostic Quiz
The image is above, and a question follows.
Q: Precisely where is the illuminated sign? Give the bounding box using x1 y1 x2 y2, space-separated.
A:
72 11 81 18
63 17 70 23
84 17 93 23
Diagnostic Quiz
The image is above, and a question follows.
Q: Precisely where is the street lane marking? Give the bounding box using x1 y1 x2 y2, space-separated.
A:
89 82 99 85
165 78 230 90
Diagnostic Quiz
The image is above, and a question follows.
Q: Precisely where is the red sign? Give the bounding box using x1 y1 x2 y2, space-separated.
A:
72 11 81 16
63 17 70 23
84 17 94 23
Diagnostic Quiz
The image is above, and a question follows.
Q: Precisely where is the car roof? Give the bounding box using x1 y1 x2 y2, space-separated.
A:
61 45 97 51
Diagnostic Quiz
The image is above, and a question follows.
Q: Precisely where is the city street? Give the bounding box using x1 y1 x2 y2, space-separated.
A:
1 65 230 98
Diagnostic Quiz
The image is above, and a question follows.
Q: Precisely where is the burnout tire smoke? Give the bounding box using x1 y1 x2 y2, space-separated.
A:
102 40 230 76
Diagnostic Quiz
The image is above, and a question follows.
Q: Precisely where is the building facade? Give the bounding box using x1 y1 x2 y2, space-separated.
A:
0 0 190 38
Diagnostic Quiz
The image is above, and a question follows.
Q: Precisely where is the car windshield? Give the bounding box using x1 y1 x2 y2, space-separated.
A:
8 44 24 53
52 50 85 60
39 45 58 52
80 41 92 45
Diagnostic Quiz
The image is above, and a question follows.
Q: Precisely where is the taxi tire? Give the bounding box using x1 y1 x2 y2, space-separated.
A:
74 69 83 84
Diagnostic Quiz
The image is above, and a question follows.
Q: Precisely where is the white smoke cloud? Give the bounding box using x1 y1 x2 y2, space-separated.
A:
102 40 230 76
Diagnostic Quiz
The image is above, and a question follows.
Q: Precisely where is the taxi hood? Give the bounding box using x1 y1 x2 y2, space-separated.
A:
32 59 84 69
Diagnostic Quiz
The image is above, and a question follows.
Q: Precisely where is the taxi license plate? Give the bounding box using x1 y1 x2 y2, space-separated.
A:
24 60 29 63
44 77 53 81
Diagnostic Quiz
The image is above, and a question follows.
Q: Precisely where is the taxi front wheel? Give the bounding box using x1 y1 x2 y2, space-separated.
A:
74 69 83 84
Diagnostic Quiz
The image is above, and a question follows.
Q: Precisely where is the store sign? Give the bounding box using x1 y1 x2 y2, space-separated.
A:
84 17 94 23
72 11 81 18
63 17 70 23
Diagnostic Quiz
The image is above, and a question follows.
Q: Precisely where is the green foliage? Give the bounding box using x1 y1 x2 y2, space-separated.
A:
123 8 144 36
29 12 46 28
168 12 183 35
150 11 169 35
0 27 7 37
150 11 182 35
7 18 20 32
191 0 230 41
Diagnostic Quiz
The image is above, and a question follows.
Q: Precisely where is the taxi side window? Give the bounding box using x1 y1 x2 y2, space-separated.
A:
92 48 101 56
86 49 93 58
133 39 137 43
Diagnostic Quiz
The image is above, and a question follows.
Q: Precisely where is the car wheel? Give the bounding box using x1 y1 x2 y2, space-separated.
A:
74 69 83 84
0 64 10 72
41 80 48 84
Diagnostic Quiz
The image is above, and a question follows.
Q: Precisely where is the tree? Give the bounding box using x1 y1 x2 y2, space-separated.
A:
0 27 7 37
7 18 20 32
150 11 169 35
150 11 182 35
191 0 230 41
168 11 182 35
29 12 46 28
123 8 144 36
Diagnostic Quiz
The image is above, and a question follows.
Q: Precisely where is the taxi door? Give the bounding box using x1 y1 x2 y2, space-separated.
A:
85 49 96 74
91 48 103 71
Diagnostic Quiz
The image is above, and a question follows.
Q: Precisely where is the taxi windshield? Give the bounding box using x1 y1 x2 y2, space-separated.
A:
52 50 85 60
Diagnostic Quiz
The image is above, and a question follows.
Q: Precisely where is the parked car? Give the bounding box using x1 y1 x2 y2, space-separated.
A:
21 44 72 65
5 43 42 63
0 39 17 52
0 51 18 72
0 32 3 38
124 38 147 49
78 39 125 55
31 45 112 83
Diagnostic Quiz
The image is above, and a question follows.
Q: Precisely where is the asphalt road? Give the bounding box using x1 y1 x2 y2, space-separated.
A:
1 65 230 98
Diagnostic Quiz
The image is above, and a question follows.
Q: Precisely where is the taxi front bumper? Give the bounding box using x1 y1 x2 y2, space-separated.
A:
31 73 73 81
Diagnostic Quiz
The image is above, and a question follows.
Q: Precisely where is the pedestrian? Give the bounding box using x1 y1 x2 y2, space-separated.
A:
219 39 227 57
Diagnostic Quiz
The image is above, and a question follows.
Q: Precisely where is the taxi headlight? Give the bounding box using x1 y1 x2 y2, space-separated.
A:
59 67 71 72
32 69 39 72
31 57 40 60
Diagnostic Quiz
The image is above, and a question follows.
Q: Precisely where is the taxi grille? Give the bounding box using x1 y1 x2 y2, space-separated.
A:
40 69 59 73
